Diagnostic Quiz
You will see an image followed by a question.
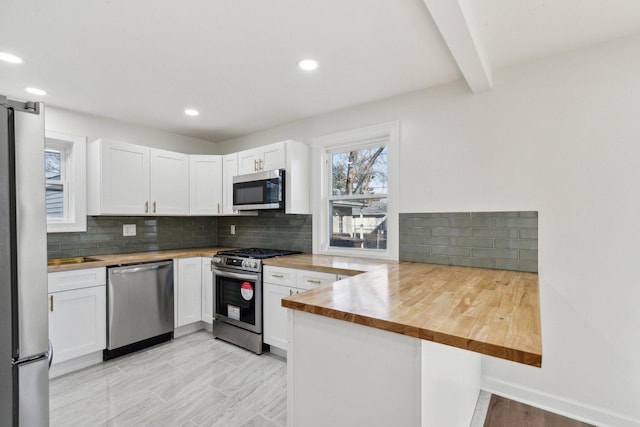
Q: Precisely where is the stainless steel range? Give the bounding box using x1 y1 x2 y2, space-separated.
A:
211 248 300 354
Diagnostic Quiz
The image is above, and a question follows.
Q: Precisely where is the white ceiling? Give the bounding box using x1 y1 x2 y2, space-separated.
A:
1 0 639 143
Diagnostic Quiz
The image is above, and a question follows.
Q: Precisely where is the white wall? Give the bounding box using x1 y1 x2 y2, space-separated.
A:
46 106 219 154
218 34 640 425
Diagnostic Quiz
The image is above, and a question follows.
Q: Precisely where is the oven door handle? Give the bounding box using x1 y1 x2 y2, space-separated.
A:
212 268 259 282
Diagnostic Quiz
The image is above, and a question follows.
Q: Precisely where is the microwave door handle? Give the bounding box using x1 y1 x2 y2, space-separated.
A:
213 269 258 282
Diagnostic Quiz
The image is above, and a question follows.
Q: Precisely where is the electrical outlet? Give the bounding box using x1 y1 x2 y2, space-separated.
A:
230 225 236 235
123 224 136 236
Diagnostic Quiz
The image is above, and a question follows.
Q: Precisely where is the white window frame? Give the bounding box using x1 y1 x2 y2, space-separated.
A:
312 121 399 260
46 130 87 233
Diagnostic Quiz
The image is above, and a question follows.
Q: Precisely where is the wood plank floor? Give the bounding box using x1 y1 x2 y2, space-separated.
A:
484 395 594 427
50 331 287 427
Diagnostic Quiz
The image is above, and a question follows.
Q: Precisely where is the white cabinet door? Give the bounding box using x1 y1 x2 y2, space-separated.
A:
176 257 202 327
237 142 285 175
91 139 150 215
237 148 261 175
150 148 190 215
263 282 294 350
261 142 286 171
222 153 238 215
201 257 214 324
189 155 222 215
48 286 106 364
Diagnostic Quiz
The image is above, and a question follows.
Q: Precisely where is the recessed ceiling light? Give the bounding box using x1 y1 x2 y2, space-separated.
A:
0 52 23 64
184 109 199 117
25 87 47 96
298 59 318 71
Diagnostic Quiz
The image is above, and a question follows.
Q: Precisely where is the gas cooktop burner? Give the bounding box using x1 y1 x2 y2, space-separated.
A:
216 248 301 259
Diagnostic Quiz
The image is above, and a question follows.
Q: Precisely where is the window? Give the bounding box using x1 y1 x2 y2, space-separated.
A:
45 131 87 232
312 122 399 259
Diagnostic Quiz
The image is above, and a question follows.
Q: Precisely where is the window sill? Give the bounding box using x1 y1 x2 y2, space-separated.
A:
47 220 87 233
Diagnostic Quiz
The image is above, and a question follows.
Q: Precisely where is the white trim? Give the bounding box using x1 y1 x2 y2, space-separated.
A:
311 121 400 260
46 130 87 233
482 376 640 427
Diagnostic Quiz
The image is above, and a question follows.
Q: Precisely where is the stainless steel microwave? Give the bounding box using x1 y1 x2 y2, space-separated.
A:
232 169 285 211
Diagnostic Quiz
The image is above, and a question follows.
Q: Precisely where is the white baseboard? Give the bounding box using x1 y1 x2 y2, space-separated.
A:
49 351 103 379
482 376 640 427
268 345 286 359
174 322 206 338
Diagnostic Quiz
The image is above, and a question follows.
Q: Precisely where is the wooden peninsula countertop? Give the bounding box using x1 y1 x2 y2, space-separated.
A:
265 254 542 367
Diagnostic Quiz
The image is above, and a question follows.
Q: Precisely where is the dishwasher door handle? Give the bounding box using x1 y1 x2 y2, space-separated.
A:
110 261 172 276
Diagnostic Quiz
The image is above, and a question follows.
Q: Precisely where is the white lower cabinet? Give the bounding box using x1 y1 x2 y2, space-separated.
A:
47 267 106 365
264 282 296 350
175 257 202 327
201 257 214 324
263 266 340 352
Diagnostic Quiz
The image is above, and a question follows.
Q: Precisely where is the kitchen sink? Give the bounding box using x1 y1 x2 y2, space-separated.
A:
47 256 101 266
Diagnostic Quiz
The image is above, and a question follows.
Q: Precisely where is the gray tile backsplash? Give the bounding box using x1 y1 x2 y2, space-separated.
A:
217 212 312 253
47 216 218 258
399 212 538 272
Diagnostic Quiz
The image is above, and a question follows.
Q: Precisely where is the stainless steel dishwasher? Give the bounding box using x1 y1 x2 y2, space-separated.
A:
104 260 174 360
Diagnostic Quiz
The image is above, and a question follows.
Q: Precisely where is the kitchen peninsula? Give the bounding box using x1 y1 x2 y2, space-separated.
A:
268 254 541 427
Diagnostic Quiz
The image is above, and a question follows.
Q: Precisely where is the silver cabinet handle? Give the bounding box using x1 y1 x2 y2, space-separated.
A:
153 201 157 213
259 159 263 170
254 159 258 171
210 260 214 272
145 201 149 213
289 289 294 296
272 274 284 278
307 279 322 284
49 295 53 312
217 203 220 214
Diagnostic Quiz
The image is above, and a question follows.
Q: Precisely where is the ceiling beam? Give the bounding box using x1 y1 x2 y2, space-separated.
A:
423 0 493 92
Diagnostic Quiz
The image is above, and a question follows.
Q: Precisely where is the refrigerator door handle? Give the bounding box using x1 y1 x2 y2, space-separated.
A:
47 340 53 369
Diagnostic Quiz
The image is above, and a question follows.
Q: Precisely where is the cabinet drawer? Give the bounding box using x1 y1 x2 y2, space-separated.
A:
296 270 337 291
263 266 296 286
48 267 107 293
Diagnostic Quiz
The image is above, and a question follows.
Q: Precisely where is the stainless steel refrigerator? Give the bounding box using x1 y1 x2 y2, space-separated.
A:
0 95 49 426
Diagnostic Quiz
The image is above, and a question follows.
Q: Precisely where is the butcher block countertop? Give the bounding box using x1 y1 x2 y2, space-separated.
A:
266 254 542 367
47 247 236 272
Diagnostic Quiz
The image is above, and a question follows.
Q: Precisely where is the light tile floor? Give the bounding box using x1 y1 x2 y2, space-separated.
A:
50 331 287 427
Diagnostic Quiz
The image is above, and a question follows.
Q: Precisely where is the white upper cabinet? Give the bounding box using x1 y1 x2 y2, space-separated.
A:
189 155 222 215
88 138 308 215
237 141 285 175
88 139 150 215
150 148 189 215
222 153 238 215
283 140 310 214
88 139 190 215
236 140 310 214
